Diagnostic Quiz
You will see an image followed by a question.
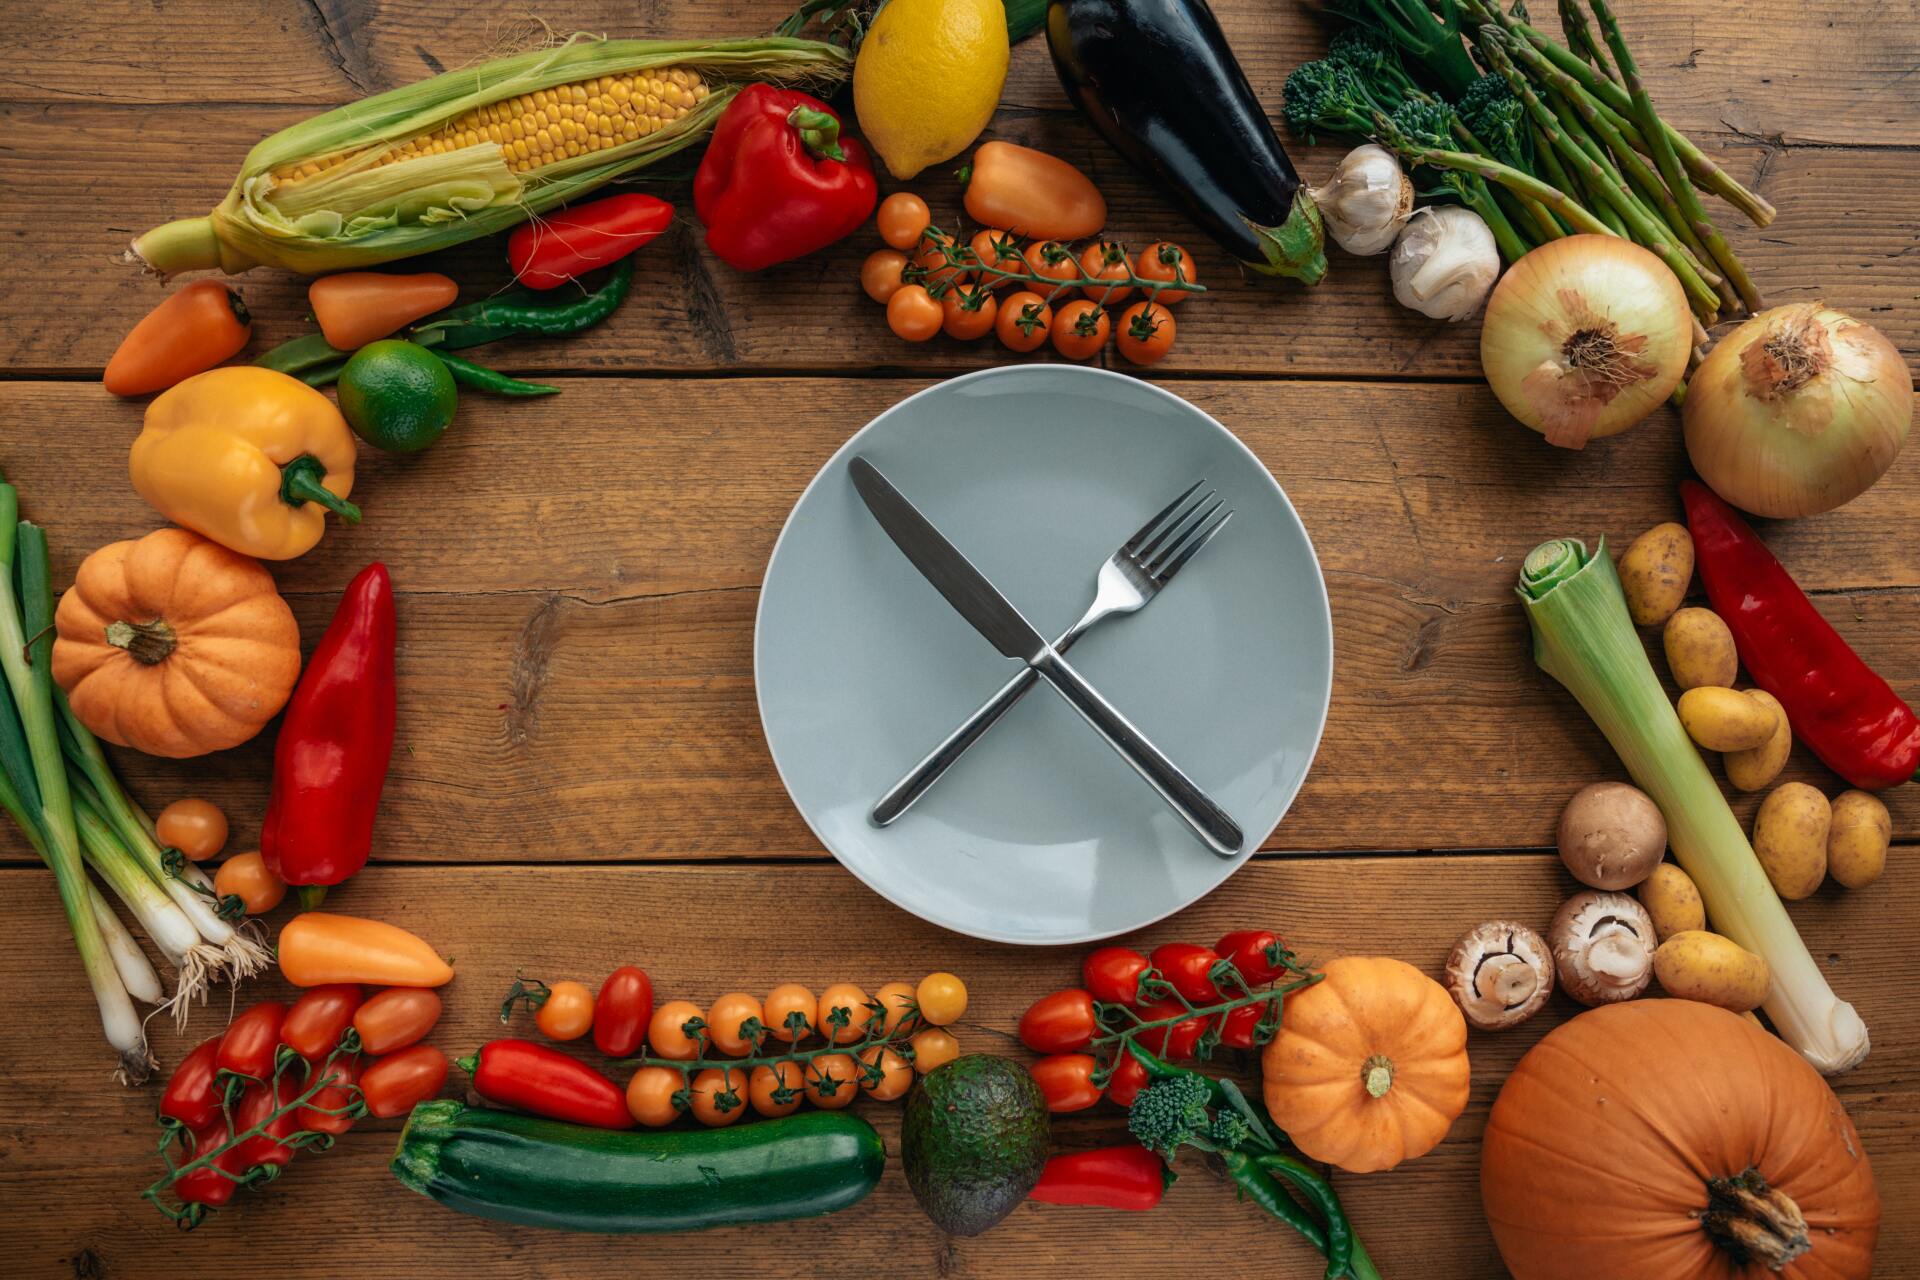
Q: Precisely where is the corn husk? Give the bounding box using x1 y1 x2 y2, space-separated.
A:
131 35 850 276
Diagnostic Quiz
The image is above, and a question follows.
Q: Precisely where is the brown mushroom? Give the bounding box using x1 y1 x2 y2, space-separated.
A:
1557 781 1667 890
1445 922 1555 1030
1549 891 1657 1006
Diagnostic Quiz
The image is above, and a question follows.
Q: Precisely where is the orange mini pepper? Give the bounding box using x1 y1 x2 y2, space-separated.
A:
309 271 458 351
963 141 1107 242
104 280 252 397
279 912 455 989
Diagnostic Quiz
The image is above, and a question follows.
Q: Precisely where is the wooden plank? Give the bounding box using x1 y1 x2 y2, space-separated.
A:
2 100 1912 380
5 856 1913 1278
11 0 1919 150
3 377 1914 860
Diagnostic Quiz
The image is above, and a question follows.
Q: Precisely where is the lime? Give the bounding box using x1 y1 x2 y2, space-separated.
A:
338 340 458 453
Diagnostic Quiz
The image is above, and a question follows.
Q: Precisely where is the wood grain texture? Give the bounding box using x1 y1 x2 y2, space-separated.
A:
2 377 1914 861
6 858 1913 1279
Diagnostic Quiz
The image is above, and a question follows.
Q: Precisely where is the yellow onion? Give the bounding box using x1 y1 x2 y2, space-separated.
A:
1480 236 1692 449
1684 303 1913 517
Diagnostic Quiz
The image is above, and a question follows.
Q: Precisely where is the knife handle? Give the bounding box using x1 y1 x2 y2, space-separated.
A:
1029 648 1244 857
869 663 1043 827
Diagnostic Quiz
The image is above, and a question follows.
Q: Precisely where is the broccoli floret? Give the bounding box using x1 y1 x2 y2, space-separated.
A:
1327 25 1419 108
1389 95 1456 150
1126 1074 1214 1159
1282 58 1405 142
1209 1109 1253 1150
1458 73 1533 169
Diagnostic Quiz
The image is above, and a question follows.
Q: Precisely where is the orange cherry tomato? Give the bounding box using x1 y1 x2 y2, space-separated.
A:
535 980 595 1042
1031 1052 1104 1112
941 286 998 341
968 230 1026 290
352 987 442 1055
360 1044 449 1118
1115 301 1176 367
910 1027 961 1073
875 981 919 1037
1051 300 1110 361
817 983 873 1044
764 984 818 1043
913 231 973 293
1023 240 1080 301
689 1067 749 1126
750 1061 807 1117
995 292 1053 353
1078 240 1133 305
806 1054 860 1109
858 1046 914 1101
648 1000 707 1060
625 1065 685 1127
706 992 766 1056
916 972 968 1026
861 249 910 304
1133 241 1197 305
156 797 228 860
876 192 931 251
214 851 285 915
887 285 944 342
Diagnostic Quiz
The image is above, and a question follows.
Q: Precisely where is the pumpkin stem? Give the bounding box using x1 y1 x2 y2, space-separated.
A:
104 618 177 665
1360 1053 1395 1098
1702 1168 1810 1270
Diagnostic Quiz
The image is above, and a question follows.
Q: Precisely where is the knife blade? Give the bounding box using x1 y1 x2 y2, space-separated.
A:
849 456 1242 856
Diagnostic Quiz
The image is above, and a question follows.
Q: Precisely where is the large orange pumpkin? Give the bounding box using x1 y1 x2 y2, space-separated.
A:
52 528 301 758
1262 955 1470 1173
1482 1001 1879 1279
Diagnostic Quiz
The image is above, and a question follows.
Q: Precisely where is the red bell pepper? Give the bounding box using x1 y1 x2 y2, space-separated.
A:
507 193 672 290
1682 480 1920 789
693 84 877 271
1029 1145 1171 1210
262 563 397 905
459 1039 634 1130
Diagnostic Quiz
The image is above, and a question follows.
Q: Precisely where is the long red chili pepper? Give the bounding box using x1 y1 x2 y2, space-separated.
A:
1681 480 1920 789
262 562 397 906
459 1039 635 1130
1029 1145 1171 1210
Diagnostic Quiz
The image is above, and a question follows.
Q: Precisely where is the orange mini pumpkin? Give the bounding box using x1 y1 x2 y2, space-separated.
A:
1262 955 1469 1173
1482 1000 1878 1279
52 528 301 758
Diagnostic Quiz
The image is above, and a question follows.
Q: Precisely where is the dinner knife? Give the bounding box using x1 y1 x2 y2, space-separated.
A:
849 456 1243 857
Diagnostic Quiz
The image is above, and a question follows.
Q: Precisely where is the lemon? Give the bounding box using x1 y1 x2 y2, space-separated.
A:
854 0 1009 180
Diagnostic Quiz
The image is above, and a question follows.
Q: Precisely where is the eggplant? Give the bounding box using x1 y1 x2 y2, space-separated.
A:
1046 0 1326 284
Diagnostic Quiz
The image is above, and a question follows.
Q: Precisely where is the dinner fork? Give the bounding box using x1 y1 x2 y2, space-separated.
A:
870 480 1234 826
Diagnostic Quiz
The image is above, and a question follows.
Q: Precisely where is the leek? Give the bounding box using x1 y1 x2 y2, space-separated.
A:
1518 538 1869 1074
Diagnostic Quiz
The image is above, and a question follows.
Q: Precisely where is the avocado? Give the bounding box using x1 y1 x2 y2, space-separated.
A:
901 1054 1050 1236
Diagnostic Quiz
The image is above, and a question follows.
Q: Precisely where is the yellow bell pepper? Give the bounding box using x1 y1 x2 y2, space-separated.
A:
129 367 360 561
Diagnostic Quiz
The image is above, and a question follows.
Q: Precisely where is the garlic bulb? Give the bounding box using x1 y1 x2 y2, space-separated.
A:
1312 144 1414 255
1390 206 1500 321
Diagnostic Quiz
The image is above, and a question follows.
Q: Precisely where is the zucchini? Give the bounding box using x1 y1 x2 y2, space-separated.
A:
391 1101 885 1233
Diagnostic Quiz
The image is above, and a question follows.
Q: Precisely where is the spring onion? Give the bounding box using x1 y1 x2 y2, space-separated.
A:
1517 537 1869 1074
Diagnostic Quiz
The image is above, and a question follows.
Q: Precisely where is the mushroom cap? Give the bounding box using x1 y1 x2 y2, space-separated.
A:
1446 921 1555 1030
1549 891 1657 1006
1557 781 1668 890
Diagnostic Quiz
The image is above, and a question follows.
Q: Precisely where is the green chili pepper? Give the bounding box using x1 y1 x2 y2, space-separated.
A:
1127 1043 1233 1108
1219 1148 1329 1251
257 332 352 382
1258 1152 1353 1280
434 352 558 397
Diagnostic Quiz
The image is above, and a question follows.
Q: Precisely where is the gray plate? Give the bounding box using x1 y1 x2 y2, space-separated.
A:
754 366 1332 945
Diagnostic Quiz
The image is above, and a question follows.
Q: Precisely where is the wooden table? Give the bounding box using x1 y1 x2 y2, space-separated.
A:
4 2 1915 1275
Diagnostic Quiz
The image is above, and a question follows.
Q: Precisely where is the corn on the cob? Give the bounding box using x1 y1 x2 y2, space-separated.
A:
131 36 848 277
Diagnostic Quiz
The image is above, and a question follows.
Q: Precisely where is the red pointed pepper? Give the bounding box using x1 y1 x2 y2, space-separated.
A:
693 84 878 272
460 1039 634 1130
1030 1145 1171 1210
261 563 397 905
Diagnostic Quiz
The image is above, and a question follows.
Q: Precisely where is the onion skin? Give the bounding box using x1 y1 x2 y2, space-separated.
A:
1684 304 1913 517
1479 236 1691 449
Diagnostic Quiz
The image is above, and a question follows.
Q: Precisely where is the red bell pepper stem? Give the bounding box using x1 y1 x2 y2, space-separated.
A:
1030 1144 1172 1210
460 1039 635 1130
261 562 397 892
1681 480 1920 790
786 105 845 162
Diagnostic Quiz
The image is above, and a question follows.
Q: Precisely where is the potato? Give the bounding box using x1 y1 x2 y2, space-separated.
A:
1663 607 1738 690
1752 782 1832 899
1722 688 1790 792
1618 522 1694 626
1637 862 1705 941
1678 686 1775 752
1653 930 1771 1012
1828 790 1892 889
